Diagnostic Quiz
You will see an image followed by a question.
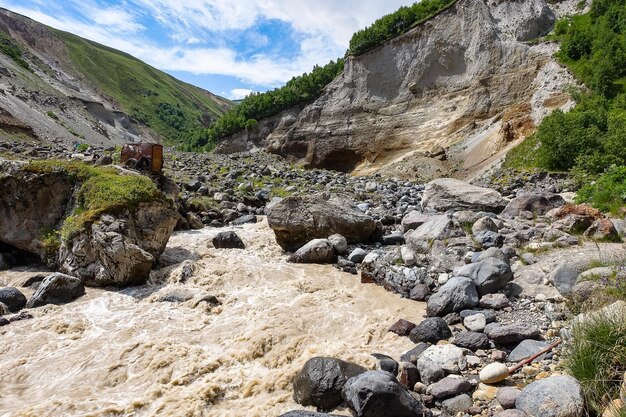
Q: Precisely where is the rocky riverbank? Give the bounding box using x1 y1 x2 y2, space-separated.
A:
0 142 625 417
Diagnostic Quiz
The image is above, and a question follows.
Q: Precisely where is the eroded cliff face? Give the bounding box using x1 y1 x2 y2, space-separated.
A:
255 0 578 180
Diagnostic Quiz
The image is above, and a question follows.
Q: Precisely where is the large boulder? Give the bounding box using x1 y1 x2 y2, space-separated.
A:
59 201 178 286
406 214 465 253
341 370 426 417
0 160 178 287
501 194 563 219
25 273 85 308
516 376 584 417
267 194 381 251
457 258 513 296
427 277 479 317
293 357 366 411
421 179 508 213
0 287 27 312
289 239 336 264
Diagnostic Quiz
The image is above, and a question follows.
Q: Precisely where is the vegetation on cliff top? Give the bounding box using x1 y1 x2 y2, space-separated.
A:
52 29 230 145
192 1 459 150
506 0 626 214
347 0 458 56
185 59 344 151
24 160 164 241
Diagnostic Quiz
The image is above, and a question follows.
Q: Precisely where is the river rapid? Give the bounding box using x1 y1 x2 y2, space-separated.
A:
0 219 425 417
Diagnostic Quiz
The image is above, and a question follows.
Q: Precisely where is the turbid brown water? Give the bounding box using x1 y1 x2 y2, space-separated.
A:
0 219 426 417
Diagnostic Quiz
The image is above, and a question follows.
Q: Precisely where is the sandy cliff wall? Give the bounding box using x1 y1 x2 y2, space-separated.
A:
254 0 577 180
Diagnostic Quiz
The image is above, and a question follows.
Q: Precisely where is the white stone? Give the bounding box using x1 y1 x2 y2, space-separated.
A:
401 245 416 266
479 362 509 384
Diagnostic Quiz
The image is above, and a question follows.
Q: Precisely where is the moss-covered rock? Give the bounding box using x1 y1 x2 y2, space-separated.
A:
0 158 178 286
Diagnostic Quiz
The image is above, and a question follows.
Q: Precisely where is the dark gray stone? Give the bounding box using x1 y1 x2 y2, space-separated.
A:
475 231 504 249
428 377 471 399
342 370 426 417
382 231 405 245
293 357 366 411
212 231 245 249
409 317 451 344
484 323 541 345
0 287 27 312
25 273 85 308
400 343 429 364
279 412 341 417
372 353 399 375
516 376 584 417
230 214 257 226
457 258 513 296
453 331 490 351
426 277 479 317
497 387 521 409
508 339 551 363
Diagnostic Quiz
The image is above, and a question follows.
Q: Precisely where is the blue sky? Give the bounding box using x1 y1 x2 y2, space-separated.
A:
0 0 416 99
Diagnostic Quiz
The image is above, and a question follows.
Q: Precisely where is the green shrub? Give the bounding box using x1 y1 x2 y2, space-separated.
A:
75 143 89 152
564 310 626 415
347 0 458 56
190 59 344 150
46 111 59 120
576 166 626 214
0 30 30 70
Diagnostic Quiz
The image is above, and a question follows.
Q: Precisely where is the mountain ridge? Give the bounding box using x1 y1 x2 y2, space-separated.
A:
0 7 231 147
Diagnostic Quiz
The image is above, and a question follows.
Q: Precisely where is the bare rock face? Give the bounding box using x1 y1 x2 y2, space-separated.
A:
59 202 177 286
252 0 572 179
422 178 508 213
266 194 381 251
0 160 73 256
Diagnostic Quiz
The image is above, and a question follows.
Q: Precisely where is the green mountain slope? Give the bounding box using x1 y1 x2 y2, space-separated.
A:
0 7 231 146
53 30 232 144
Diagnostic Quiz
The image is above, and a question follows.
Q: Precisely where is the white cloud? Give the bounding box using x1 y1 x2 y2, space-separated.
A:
230 88 254 100
0 0 417 88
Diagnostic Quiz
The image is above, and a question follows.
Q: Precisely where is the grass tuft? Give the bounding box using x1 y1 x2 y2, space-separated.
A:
564 309 626 415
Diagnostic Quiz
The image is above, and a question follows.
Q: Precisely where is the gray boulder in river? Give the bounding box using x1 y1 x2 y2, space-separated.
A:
267 193 381 251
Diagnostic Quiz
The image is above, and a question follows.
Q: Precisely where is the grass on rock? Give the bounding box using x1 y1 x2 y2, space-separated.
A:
25 160 164 241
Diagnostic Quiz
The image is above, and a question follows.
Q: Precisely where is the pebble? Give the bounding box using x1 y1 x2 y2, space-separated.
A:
479 362 510 384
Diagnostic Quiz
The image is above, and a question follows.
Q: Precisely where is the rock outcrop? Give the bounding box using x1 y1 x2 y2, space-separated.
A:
224 0 575 180
59 202 177 286
0 160 177 286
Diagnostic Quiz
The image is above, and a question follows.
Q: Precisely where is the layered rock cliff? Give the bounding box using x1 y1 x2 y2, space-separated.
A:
227 0 579 181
